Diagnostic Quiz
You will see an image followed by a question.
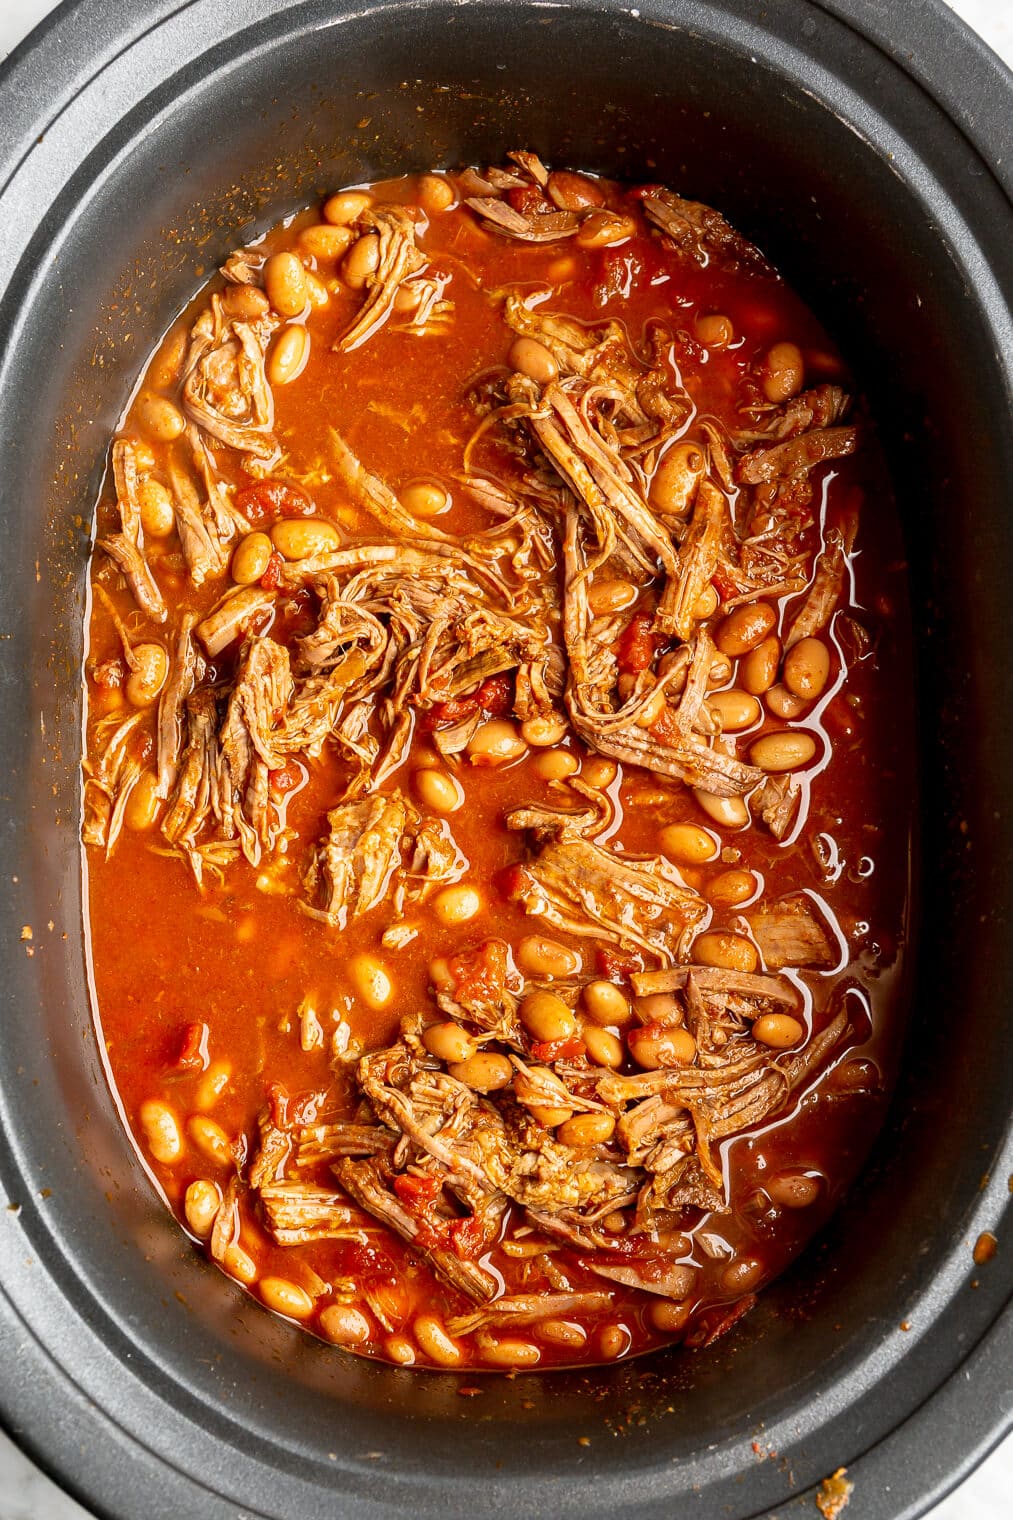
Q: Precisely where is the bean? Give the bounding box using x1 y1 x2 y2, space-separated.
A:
659 821 718 866
530 1104 573 1128
693 788 750 829
558 1113 616 1147
547 253 578 284
184 1179 222 1238
581 756 618 789
716 601 776 657
707 869 758 909
194 1059 232 1111
401 480 449 518
479 1336 542 1368
384 1333 416 1365
224 1244 257 1284
508 336 557 385
707 688 761 732
650 1300 693 1333
754 1013 805 1048
650 441 705 516
126 643 168 707
547 170 605 211
138 478 175 539
417 173 456 213
695 312 734 347
448 1051 513 1092
520 990 578 1043
413 1314 463 1367
319 1303 372 1346
576 210 637 247
267 324 310 387
520 714 568 747
298 223 353 261
303 270 329 308
750 730 817 772
323 190 372 226
706 652 734 689
582 980 633 1027
270 517 341 560
348 953 393 1011
635 685 668 729
264 251 308 318
260 1276 315 1319
422 1021 476 1064
587 577 638 616
693 931 758 974
582 1025 624 1069
628 1024 696 1069
186 1115 231 1167
124 769 162 832
784 637 831 701
139 1099 183 1165
413 766 463 814
721 1257 764 1292
433 884 482 926
466 719 526 766
598 1323 631 1359
516 935 579 979
222 283 270 321
149 329 188 389
131 439 157 472
533 749 579 781
341 233 380 290
429 956 454 992
538 1318 587 1349
231 530 273 585
739 634 781 695
136 392 185 442
762 341 804 403
634 992 683 1026
765 683 809 720
692 584 719 620
767 1171 821 1209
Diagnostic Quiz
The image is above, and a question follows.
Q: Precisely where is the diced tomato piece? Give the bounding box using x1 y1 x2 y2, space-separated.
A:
425 696 478 729
175 1020 209 1073
617 611 660 673
425 673 514 731
268 759 303 799
448 1214 485 1260
394 1173 443 1209
475 673 513 716
235 479 314 525
268 1084 329 1129
531 1036 586 1063
507 184 550 216
595 946 640 982
649 703 680 746
447 940 509 1005
710 567 737 603
260 550 284 590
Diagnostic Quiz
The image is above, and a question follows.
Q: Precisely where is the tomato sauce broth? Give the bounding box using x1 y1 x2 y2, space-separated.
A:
84 163 912 1371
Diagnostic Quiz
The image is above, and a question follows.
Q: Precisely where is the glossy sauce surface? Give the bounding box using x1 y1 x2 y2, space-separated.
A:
84 162 912 1370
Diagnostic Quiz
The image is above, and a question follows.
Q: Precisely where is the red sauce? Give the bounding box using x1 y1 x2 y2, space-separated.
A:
83 161 913 1370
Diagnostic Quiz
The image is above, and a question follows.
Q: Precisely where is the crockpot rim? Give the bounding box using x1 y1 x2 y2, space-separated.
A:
0 3 1010 1520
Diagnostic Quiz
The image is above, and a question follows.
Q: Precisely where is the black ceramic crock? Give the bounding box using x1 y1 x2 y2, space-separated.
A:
0 2 1010 1517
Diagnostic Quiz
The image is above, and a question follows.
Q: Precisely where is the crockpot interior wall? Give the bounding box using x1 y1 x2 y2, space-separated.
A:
4 1 1010 1514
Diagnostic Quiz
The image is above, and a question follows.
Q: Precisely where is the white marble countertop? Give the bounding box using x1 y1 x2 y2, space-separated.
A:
0 1 1008 1516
